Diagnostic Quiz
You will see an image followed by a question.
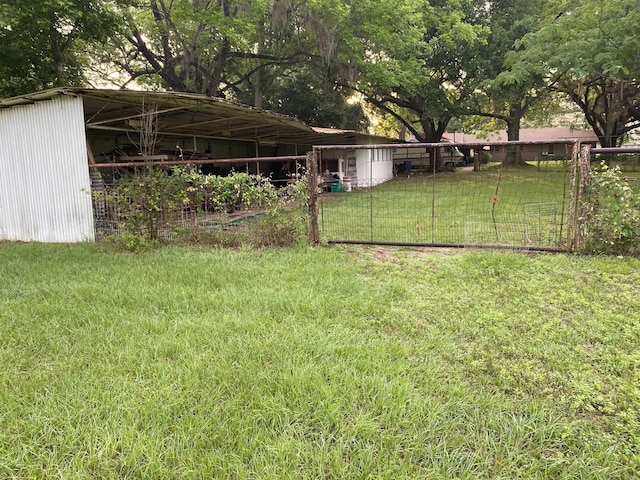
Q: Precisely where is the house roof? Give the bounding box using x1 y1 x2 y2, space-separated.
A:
451 127 598 145
0 87 396 147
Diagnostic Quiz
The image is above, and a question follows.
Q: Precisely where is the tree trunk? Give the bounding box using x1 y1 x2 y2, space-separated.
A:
421 117 449 171
254 26 265 109
504 103 525 165
568 81 634 148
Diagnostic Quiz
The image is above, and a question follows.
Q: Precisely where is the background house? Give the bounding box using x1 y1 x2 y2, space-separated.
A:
453 127 599 162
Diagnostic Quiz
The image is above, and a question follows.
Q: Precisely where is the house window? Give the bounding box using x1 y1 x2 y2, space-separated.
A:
547 144 554 155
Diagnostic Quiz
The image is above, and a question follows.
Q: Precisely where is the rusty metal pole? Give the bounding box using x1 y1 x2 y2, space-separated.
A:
307 150 320 245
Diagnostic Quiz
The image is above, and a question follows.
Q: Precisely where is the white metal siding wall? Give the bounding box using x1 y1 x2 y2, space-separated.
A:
0 95 94 242
356 148 393 187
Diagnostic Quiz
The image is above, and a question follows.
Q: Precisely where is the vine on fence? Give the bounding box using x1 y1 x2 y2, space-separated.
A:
581 162 640 255
102 167 307 250
109 166 189 242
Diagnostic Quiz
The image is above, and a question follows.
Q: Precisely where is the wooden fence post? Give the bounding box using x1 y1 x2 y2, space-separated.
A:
575 144 591 250
567 142 579 251
568 142 592 251
306 150 320 245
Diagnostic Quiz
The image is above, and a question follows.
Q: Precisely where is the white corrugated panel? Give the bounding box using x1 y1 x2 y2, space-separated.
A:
0 95 95 242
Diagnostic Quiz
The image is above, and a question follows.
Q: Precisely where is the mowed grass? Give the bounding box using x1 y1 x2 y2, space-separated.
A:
320 165 571 246
1 242 639 479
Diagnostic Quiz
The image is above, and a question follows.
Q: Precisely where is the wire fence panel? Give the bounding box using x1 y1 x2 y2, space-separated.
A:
92 184 261 241
319 163 572 250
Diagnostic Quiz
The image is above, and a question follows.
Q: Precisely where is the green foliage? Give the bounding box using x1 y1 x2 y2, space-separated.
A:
466 0 550 146
236 66 369 131
99 232 159 254
582 163 640 255
103 0 319 98
247 210 307 248
193 176 309 248
108 166 191 243
0 0 121 97
106 167 305 249
513 0 640 146
332 0 489 158
202 171 279 213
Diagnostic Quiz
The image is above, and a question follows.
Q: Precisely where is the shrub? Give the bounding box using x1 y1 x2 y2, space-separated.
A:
108 166 191 242
247 210 307 248
202 171 279 212
104 167 307 248
480 151 492 164
581 162 640 255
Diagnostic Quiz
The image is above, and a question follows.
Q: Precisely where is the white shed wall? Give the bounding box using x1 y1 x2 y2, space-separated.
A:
0 95 94 242
355 148 393 187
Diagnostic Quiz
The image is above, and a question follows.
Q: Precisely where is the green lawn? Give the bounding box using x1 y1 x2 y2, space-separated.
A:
320 166 572 247
1 242 639 479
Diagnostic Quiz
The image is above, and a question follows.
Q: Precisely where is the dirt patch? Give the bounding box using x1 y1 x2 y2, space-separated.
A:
345 245 460 263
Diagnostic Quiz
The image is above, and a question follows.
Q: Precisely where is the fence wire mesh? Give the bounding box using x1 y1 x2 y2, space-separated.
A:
92 185 269 241
319 163 571 250
89 161 304 241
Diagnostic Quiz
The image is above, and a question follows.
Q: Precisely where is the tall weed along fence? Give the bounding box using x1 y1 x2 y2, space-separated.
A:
90 156 307 242
312 141 587 251
580 146 640 255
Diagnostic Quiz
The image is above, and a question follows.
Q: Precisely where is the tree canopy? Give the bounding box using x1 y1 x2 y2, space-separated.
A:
0 0 121 96
512 0 640 146
1 0 638 146
330 0 488 145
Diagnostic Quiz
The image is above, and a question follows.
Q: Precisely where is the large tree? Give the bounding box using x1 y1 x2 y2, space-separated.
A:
515 0 640 147
99 0 315 98
466 0 549 163
0 0 120 97
327 0 487 167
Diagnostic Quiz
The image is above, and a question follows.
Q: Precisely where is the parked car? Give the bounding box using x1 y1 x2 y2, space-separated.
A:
442 144 467 168
393 141 467 171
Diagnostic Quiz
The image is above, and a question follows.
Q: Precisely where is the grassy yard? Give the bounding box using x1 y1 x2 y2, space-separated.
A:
320 165 572 247
1 242 639 479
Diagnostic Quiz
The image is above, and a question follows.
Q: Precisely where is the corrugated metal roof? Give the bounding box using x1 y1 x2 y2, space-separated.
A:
1 88 395 147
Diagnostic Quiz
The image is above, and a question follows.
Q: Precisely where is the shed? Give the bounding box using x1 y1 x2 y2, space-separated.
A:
0 88 396 242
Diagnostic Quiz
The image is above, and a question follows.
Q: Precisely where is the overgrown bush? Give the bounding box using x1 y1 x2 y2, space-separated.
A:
581 162 640 255
202 171 279 212
103 167 307 251
108 166 191 244
247 210 307 248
